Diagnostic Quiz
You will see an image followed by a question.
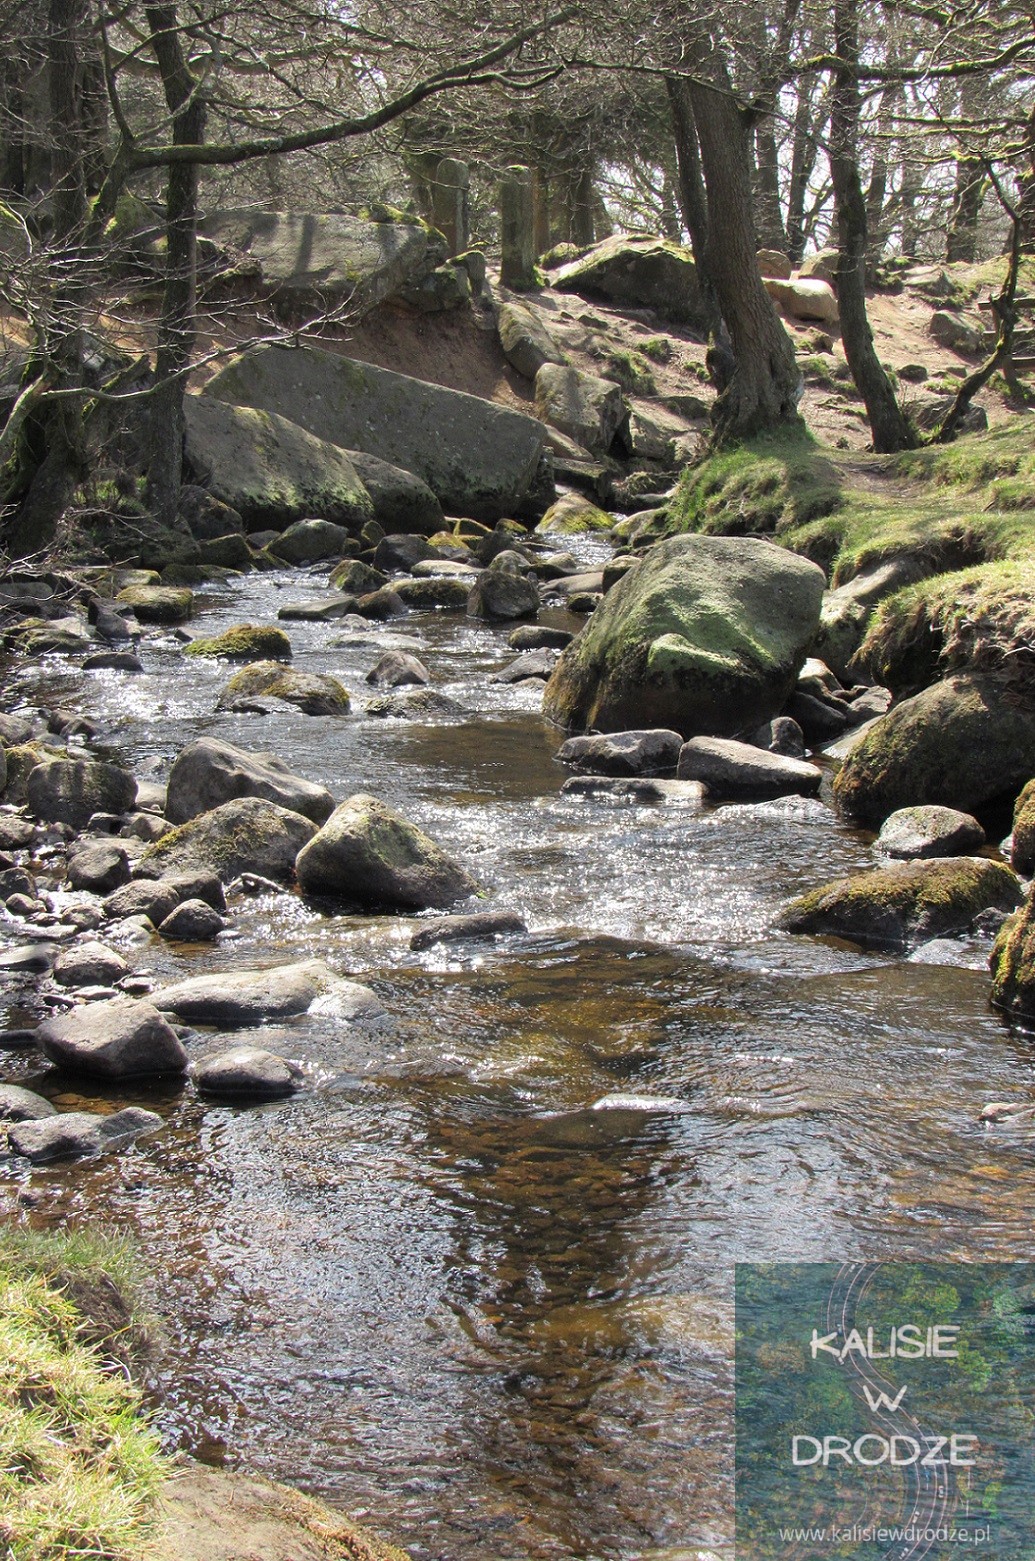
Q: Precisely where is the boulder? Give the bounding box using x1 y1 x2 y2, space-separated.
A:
1011 779 1035 874
296 793 479 909
676 737 823 798
780 857 1021 950
166 737 334 826
991 887 1035 1019
157 899 226 941
410 910 527 950
553 234 706 326
833 675 1035 825
0 1084 57 1121
798 249 838 283
141 797 317 882
497 297 567 380
347 451 444 535
534 364 627 457
184 396 377 533
193 1045 304 1099
466 572 540 621
543 534 825 737
625 402 688 464
156 958 380 1024
184 622 292 661
218 663 350 716
394 576 473 610
114 585 193 623
52 941 130 988
764 277 840 324
67 840 132 893
267 518 353 564
204 345 550 522
329 559 388 595
757 248 793 279
535 493 613 535
751 716 806 758
37 997 188 1078
812 557 930 682
509 625 574 651
103 878 182 926
490 650 558 683
876 805 985 860
365 651 430 688
26 758 136 830
556 729 683 777
178 485 245 541
7 1106 162 1162
928 309 984 354
201 208 436 317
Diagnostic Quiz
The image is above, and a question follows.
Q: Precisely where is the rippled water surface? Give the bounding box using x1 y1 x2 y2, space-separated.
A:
3 557 1034 1560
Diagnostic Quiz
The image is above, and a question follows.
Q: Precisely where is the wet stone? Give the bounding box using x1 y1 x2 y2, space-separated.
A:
410 910 528 951
157 899 226 942
0 1084 57 1121
7 1105 162 1163
52 941 130 988
193 1046 304 1100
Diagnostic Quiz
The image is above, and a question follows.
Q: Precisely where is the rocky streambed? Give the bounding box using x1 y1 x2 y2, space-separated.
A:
2 533 1035 1561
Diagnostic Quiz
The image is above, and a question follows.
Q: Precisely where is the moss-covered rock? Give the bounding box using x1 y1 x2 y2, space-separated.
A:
184 623 292 661
115 585 194 624
991 887 1035 1019
296 793 480 908
535 493 614 535
1011 779 1035 875
542 534 825 738
219 662 350 716
2 742 54 804
552 234 706 326
395 575 472 610
833 674 1035 825
780 856 1021 950
329 558 387 595
141 796 317 882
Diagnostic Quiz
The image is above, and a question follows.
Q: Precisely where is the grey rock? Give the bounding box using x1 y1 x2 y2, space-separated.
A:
557 728 683 776
140 797 317 883
67 840 132 893
26 758 136 831
497 296 567 380
365 650 431 688
560 776 707 804
37 998 187 1078
410 910 527 951
677 737 823 798
193 1045 304 1099
296 793 479 909
156 959 381 1025
82 651 143 672
534 363 628 457
877 805 986 860
103 879 180 927
751 717 806 758
7 1105 162 1162
0 943 57 973
268 518 353 564
52 941 130 988
466 572 540 622
157 898 226 941
0 1084 57 1121
553 235 705 325
165 737 334 826
490 650 558 684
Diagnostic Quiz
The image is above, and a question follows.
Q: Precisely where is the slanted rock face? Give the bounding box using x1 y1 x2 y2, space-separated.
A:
204 345 550 522
1011 779 1035 874
534 364 627 457
346 451 444 535
552 234 706 327
142 796 317 882
542 534 825 738
8 1106 162 1162
201 208 438 318
166 737 335 826
497 297 567 380
676 737 822 799
37 998 188 1079
295 793 480 909
833 674 1035 825
780 857 1021 950
26 758 137 830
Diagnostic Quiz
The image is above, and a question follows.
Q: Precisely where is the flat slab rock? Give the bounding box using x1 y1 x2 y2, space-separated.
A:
37 998 188 1079
561 776 706 804
557 729 683 777
676 737 822 798
7 1105 162 1162
155 959 383 1025
193 1046 304 1099
410 910 527 951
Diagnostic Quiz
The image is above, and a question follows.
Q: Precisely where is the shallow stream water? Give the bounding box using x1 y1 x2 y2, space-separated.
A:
3 549 1034 1560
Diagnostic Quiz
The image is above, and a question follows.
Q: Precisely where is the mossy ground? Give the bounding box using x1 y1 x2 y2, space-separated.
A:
0 1225 165 1561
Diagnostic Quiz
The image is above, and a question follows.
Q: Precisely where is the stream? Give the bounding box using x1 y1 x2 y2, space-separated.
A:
2 542 1034 1561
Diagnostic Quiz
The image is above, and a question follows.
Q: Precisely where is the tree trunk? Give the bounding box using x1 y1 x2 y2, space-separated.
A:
754 119 787 253
786 79 820 265
829 0 915 453
145 4 206 525
666 73 733 388
684 55 801 440
946 77 985 263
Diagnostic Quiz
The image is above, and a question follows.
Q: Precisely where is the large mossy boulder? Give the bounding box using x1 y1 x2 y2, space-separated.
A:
542 534 825 738
185 623 292 661
183 396 375 533
295 793 480 909
780 856 1021 950
991 887 1035 1020
141 796 317 882
552 235 706 327
201 208 438 318
1011 780 1035 874
266 518 353 564
114 584 193 623
535 492 613 536
166 737 334 825
204 344 551 522
833 674 1035 825
219 662 351 716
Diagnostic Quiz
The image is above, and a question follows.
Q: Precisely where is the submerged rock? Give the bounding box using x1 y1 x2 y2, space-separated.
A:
296 793 480 909
37 998 188 1079
166 737 334 826
7 1105 162 1162
0 1083 57 1121
780 856 1021 950
543 534 824 738
410 910 527 951
219 662 351 717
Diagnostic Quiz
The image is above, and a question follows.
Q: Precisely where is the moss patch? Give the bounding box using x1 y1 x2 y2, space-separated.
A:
666 428 844 542
185 623 292 661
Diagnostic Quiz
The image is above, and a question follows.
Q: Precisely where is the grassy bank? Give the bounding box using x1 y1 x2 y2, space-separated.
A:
653 418 1035 692
0 1225 165 1561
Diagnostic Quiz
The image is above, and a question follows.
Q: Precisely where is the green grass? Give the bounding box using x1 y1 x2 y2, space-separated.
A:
603 347 656 395
665 427 844 542
0 1226 166 1561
